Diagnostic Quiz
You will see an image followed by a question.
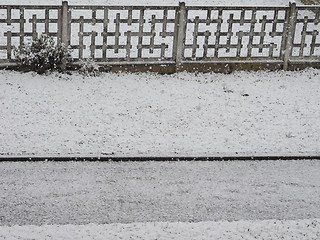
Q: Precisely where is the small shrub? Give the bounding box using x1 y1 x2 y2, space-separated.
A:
79 58 100 77
14 34 72 74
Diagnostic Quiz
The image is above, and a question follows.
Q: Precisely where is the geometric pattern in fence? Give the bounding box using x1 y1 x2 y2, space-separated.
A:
0 6 61 61
69 6 178 62
291 6 320 58
1 3 320 65
184 7 288 60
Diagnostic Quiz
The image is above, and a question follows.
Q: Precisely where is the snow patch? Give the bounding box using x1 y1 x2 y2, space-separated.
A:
0 219 319 240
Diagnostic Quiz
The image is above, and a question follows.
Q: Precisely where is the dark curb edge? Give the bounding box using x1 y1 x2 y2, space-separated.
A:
0 156 320 161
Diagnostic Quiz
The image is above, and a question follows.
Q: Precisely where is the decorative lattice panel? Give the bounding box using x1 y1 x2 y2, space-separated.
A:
291 6 320 58
68 6 178 62
183 7 288 61
1 3 320 65
0 6 61 62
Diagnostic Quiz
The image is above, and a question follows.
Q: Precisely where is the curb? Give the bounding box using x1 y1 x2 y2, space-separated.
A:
0 156 320 161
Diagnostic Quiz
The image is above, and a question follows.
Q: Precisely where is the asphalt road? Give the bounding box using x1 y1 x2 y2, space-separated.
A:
1 160 320 226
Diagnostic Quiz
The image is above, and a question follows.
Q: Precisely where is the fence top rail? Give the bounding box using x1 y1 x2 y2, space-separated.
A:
1 3 317 9
0 5 61 9
295 5 320 9
68 5 178 10
185 6 289 10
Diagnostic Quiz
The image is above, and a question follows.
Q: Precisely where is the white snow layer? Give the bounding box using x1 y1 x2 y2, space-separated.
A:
0 0 305 6
0 69 320 157
0 219 319 240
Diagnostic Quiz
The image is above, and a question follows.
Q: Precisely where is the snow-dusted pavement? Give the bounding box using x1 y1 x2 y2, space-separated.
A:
1 161 320 225
0 160 320 239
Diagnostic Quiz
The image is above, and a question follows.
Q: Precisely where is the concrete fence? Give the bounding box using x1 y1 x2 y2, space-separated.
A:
0 2 320 73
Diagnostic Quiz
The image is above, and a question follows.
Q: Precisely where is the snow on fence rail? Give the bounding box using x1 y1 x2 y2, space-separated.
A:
0 1 319 71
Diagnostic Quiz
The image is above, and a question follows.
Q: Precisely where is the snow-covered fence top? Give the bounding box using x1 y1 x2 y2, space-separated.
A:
0 2 319 71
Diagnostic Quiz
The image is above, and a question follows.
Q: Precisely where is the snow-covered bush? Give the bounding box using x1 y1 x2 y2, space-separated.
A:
79 58 100 77
14 34 71 74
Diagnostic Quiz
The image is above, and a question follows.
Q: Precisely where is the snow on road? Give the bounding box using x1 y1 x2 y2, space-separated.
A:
1 161 320 226
0 219 319 240
0 160 320 239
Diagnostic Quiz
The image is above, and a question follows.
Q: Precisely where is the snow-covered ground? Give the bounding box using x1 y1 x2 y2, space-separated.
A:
1 69 320 157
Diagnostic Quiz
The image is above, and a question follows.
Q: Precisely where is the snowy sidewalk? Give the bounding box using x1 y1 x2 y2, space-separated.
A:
1 219 319 240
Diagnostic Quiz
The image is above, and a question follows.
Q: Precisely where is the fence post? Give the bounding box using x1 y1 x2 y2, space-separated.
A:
61 1 69 71
283 1 296 70
175 2 187 72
